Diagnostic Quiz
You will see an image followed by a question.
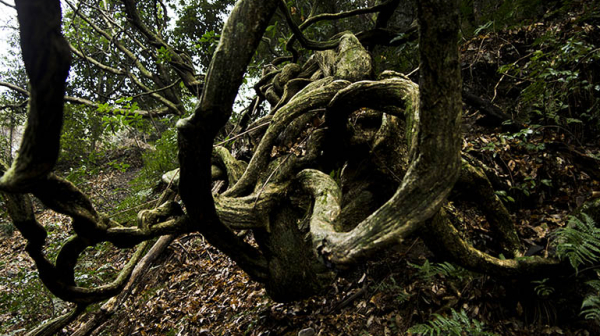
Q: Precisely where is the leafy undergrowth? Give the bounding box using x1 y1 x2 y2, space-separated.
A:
58 232 600 336
0 148 146 334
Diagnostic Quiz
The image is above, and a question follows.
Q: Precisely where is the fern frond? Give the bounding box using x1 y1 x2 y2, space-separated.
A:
552 214 600 272
408 261 472 280
407 309 499 336
581 273 600 321
581 295 600 320
586 279 600 292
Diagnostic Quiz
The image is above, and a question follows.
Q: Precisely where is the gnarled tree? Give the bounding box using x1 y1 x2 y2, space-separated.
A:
0 0 571 335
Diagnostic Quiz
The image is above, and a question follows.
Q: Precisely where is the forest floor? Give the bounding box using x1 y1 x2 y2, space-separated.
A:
2 2 600 335
1 145 597 336
1 124 599 336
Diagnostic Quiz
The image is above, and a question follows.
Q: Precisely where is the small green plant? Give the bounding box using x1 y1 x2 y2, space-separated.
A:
581 272 600 321
498 31 600 133
478 126 544 159
408 309 498 336
512 176 537 197
552 213 600 273
329 167 342 186
372 276 412 305
503 126 545 152
0 266 58 334
108 160 131 172
194 30 220 56
408 260 471 280
111 126 178 222
495 190 515 203
157 46 172 64
100 97 145 133
532 278 555 298
474 21 495 35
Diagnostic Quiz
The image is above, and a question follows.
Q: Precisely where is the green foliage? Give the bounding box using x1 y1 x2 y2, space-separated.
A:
552 214 600 272
112 126 178 222
493 0 546 27
329 167 342 186
170 0 233 69
577 271 600 324
372 276 413 305
408 309 498 336
108 160 131 173
157 46 173 64
99 97 146 134
63 152 106 187
194 30 220 56
581 272 600 321
494 190 515 203
0 265 57 334
59 104 104 165
532 278 555 298
499 32 600 134
408 260 472 281
138 126 179 184
479 126 544 158
474 21 495 35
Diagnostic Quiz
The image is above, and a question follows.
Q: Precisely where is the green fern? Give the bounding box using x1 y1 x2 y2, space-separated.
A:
532 278 555 298
408 260 472 280
408 309 498 336
552 213 600 272
581 273 600 321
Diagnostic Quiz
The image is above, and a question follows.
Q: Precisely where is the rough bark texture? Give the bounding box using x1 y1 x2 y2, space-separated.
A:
421 209 566 278
176 0 282 283
307 0 463 265
0 0 70 191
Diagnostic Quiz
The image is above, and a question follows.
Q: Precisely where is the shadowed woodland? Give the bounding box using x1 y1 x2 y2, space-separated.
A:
1 0 600 335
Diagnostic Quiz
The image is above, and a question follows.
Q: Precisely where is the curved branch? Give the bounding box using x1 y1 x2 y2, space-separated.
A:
121 0 201 93
70 235 176 336
284 0 400 58
299 0 399 31
224 78 350 197
177 0 282 283
69 41 125 75
213 146 248 187
0 0 15 9
0 0 71 192
457 160 521 256
279 0 341 58
297 169 342 247
3 180 153 303
126 72 184 115
215 182 288 230
0 81 175 118
299 0 463 265
64 0 154 80
0 81 29 96
421 209 566 277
